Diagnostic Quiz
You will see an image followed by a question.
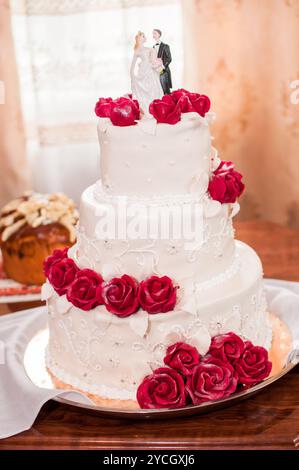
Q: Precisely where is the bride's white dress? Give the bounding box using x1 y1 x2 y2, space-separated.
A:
130 46 164 117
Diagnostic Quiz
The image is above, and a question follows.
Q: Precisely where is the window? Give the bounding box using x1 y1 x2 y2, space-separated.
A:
10 0 183 201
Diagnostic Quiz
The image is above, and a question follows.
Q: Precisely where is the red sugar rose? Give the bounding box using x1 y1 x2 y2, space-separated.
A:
186 357 238 405
102 274 139 317
66 269 103 311
137 367 187 409
208 160 245 203
115 96 140 118
130 98 140 117
149 94 181 124
235 341 272 386
170 88 190 103
43 248 68 278
170 89 194 113
189 93 211 116
164 342 201 376
47 257 78 296
110 97 140 126
138 275 177 314
95 96 140 125
176 94 194 113
170 89 211 116
94 97 113 118
208 332 245 365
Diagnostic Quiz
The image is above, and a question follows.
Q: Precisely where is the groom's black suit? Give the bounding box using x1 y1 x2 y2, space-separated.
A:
156 42 172 95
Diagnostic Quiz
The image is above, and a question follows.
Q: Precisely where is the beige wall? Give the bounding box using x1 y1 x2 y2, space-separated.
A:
182 0 299 228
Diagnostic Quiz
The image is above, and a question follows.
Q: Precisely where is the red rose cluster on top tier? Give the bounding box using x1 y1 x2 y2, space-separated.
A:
94 89 210 126
95 95 140 126
137 332 272 409
208 160 245 204
44 249 178 316
149 89 210 124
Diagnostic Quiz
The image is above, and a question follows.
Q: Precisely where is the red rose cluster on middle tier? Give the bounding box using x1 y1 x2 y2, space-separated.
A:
208 160 245 204
44 249 178 317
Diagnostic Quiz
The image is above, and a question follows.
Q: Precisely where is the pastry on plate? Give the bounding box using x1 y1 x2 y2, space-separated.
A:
0 191 78 285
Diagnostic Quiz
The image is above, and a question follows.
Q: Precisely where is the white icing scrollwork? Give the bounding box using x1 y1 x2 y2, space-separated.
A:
41 282 54 301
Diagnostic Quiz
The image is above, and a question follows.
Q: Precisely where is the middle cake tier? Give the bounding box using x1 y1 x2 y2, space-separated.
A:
69 183 240 284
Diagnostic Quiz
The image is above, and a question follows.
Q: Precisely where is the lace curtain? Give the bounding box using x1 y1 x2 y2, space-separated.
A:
10 0 183 203
0 1 30 208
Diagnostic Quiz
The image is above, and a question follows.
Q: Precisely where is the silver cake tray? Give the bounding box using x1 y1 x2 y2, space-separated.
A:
23 325 299 420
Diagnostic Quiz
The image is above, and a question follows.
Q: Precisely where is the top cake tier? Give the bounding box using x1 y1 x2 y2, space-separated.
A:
97 112 213 198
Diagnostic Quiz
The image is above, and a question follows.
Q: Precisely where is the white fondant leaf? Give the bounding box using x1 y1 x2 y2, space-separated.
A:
188 332 211 356
101 263 119 280
41 282 54 301
211 145 218 158
67 244 77 260
230 202 240 218
55 295 72 314
93 307 112 331
210 147 221 172
178 283 197 316
204 199 222 218
164 329 183 345
186 321 211 355
129 311 149 337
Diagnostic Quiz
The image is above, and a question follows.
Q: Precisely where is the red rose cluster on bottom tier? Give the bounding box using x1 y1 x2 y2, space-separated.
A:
136 333 272 409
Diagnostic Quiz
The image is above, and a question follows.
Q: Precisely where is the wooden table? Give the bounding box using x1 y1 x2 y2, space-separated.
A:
0 221 299 450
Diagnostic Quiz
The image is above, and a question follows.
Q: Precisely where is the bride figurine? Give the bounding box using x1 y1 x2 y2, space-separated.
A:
130 31 164 117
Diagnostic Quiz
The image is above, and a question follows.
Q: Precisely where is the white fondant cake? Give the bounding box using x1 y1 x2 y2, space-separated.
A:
45 100 272 407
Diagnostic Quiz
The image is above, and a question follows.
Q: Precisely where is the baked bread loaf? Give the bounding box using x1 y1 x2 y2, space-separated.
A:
0 191 78 285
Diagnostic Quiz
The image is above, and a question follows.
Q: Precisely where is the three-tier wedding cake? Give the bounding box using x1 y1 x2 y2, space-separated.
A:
43 90 272 409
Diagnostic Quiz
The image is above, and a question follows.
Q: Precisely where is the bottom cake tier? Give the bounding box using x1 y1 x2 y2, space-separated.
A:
45 241 272 404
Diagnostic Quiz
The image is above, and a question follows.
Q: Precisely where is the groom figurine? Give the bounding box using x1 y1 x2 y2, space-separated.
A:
153 29 172 95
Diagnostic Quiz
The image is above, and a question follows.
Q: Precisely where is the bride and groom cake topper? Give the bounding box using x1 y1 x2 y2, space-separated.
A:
130 28 172 116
